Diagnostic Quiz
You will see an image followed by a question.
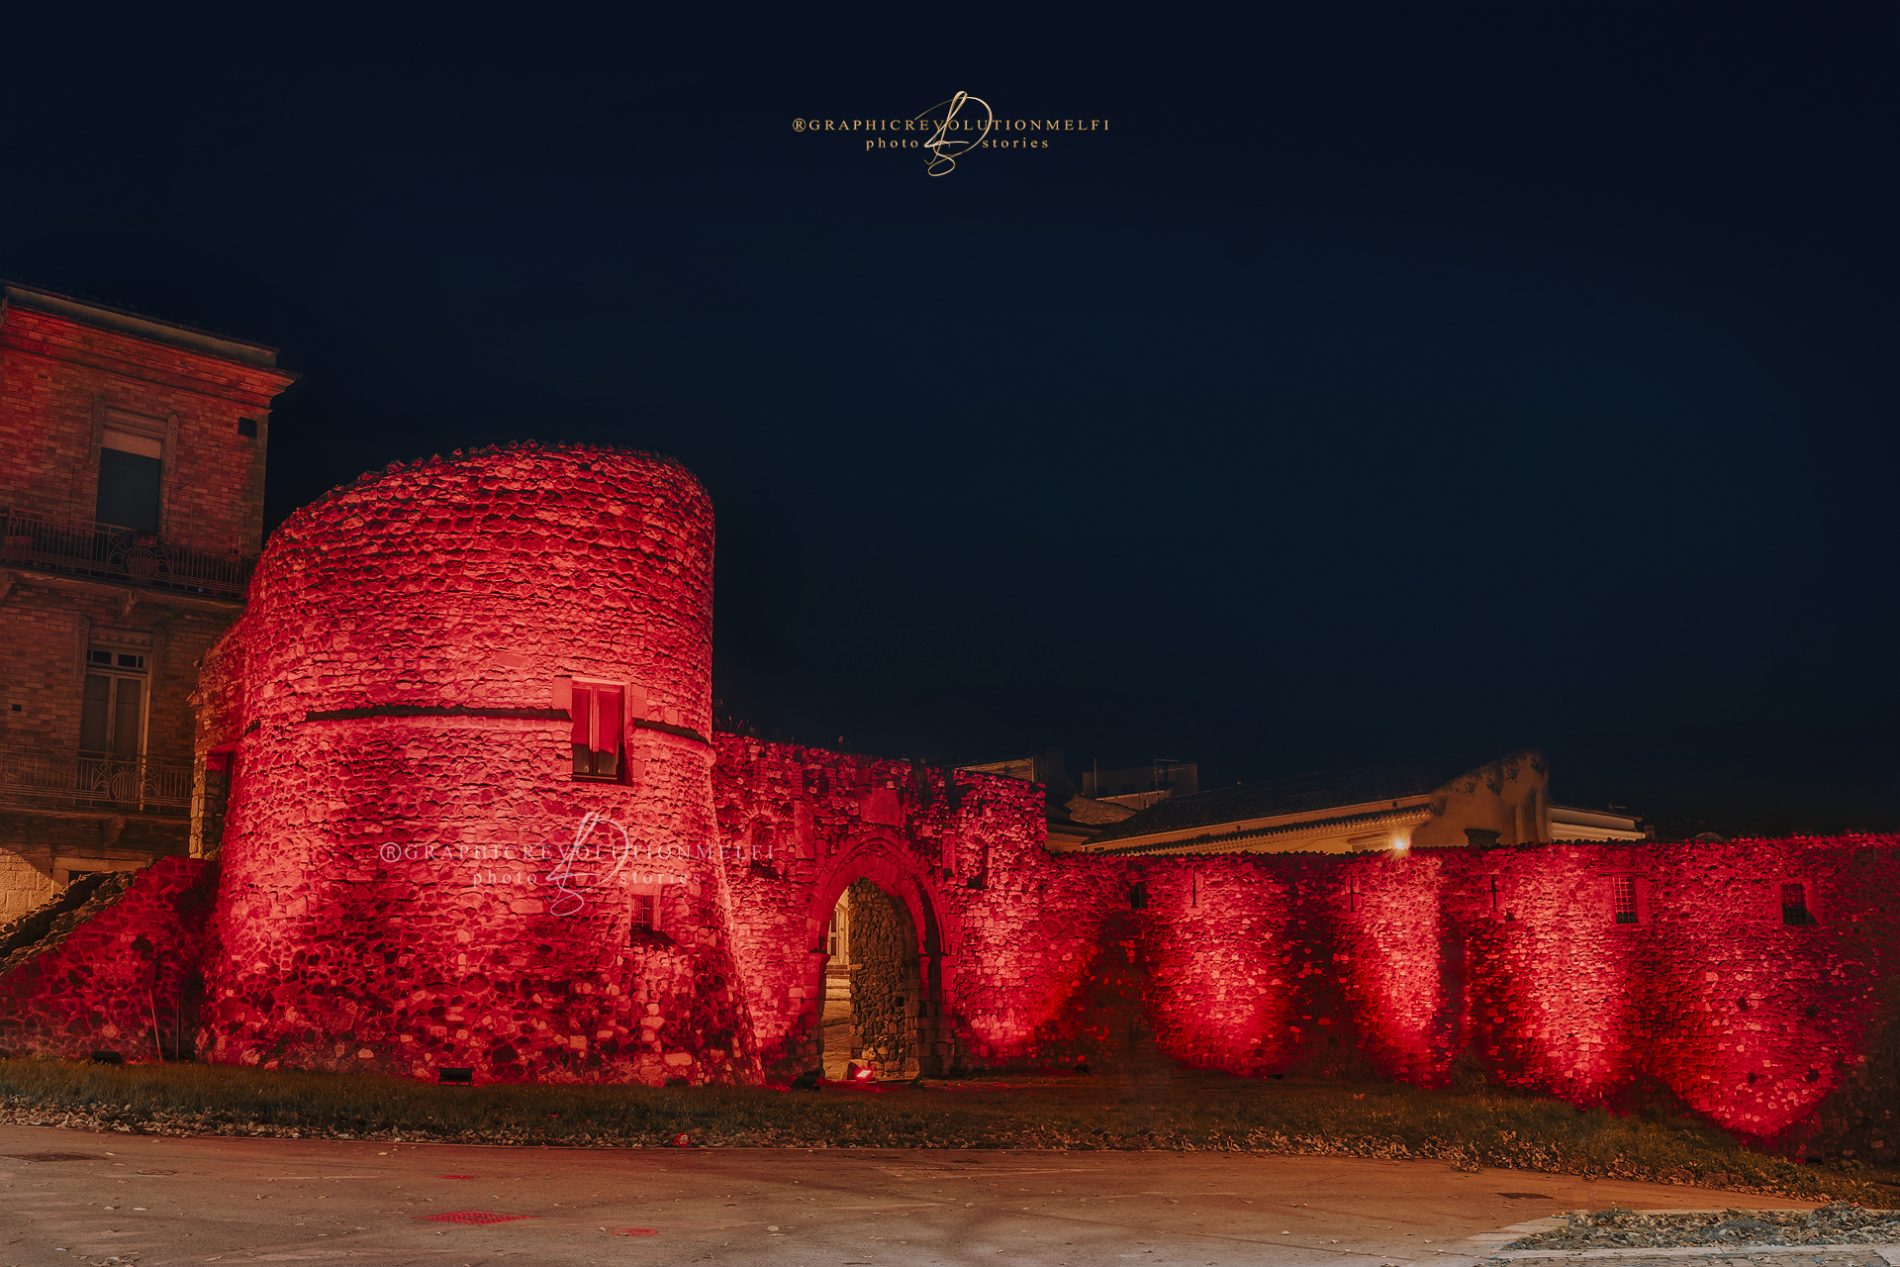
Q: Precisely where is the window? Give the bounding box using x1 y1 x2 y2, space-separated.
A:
81 643 148 760
1613 875 1642 924
81 638 150 805
1781 882 1816 926
569 681 624 781
1128 880 1148 910
629 890 658 937
96 427 163 533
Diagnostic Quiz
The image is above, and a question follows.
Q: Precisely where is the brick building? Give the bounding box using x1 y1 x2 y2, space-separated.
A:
0 283 294 917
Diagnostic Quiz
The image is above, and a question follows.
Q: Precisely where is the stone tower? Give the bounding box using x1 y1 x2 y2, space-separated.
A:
195 444 757 1083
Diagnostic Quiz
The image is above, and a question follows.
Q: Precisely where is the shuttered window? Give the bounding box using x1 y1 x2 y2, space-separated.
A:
97 427 163 532
570 682 625 781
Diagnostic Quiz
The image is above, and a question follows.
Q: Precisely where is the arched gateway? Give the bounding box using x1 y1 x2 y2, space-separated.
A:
805 840 954 1079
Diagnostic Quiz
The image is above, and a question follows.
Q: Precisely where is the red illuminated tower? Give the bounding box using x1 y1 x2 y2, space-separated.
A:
195 444 758 1083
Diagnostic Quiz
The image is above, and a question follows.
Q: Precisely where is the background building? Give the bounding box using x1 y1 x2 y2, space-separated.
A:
1548 803 1648 841
0 283 293 918
1068 751 1553 855
967 749 1629 855
1081 759 1200 811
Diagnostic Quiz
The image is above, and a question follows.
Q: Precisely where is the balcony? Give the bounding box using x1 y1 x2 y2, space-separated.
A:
1 506 253 600
0 746 194 817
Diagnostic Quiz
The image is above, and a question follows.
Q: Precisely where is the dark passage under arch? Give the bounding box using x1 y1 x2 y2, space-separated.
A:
820 878 927 1080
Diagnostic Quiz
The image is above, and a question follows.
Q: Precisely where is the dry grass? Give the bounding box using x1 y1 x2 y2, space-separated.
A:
0 1057 1889 1202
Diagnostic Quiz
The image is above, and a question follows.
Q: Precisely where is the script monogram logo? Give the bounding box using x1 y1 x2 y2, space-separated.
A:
917 91 994 177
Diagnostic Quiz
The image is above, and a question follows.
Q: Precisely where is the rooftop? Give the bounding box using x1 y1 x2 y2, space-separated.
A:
1083 756 1496 846
0 280 286 368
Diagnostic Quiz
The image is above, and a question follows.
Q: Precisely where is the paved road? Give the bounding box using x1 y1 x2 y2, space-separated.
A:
1500 1259 1895 1266
0 1123 1832 1267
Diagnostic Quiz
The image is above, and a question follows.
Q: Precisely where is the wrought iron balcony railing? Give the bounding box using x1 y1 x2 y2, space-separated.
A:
0 506 253 600
0 746 194 816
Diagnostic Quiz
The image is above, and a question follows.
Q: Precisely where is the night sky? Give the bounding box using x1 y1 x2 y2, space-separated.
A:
3 11 1895 835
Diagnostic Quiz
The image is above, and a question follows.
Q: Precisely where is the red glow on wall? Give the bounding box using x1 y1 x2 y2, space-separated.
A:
1128 835 1900 1141
1331 852 1454 1086
194 446 755 1087
1141 862 1301 1075
0 858 213 1061
0 443 1893 1152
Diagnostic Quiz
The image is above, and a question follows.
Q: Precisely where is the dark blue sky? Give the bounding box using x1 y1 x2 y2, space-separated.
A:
4 9 1895 834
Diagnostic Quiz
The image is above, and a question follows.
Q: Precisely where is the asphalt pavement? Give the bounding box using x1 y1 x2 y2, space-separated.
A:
0 1123 1845 1267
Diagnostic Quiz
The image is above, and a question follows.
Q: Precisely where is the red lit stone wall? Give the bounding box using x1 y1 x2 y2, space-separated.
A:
5 438 1887 1153
197 445 758 1085
711 735 1129 1077
0 857 215 1059
1125 836 1900 1144
10 709 1900 1152
1460 837 1900 1141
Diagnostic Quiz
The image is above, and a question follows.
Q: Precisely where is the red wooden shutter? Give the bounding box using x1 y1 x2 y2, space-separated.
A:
595 685 624 779
570 683 595 777
570 681 625 780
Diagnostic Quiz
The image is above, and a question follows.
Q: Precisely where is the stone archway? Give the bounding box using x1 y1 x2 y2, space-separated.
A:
821 879 924 1078
804 841 953 1079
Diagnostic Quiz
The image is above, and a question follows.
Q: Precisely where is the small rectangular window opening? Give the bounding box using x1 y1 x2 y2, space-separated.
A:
1613 876 1640 924
97 426 163 533
1781 882 1816 926
629 891 658 937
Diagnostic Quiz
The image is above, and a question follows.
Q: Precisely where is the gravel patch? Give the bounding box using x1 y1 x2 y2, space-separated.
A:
1505 1204 1900 1251
1498 1256 1892 1266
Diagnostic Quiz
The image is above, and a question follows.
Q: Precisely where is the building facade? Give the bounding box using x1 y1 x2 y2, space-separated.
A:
0 284 294 918
1072 752 1552 856
1549 803 1648 841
